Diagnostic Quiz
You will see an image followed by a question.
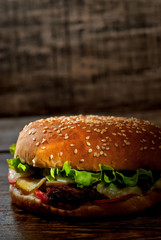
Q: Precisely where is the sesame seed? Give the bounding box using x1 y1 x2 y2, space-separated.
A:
104 153 107 157
41 138 46 143
93 152 97 157
101 139 106 142
59 152 63 156
101 146 105 150
115 143 118 147
79 159 84 163
106 147 110 150
151 147 155 150
140 147 143 151
144 147 148 150
33 137 36 141
64 136 69 140
86 136 90 140
96 145 100 150
152 140 155 144
36 142 40 146
41 146 45 150
50 155 53 160
88 149 92 153
32 159 36 167
86 130 91 133
159 146 161 149
124 140 131 145
42 130 46 133
70 144 74 147
100 151 104 155
140 139 147 143
86 142 91 146
74 149 78 154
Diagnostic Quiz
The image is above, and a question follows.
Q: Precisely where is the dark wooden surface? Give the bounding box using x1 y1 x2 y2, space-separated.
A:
0 0 161 117
1 114 161 239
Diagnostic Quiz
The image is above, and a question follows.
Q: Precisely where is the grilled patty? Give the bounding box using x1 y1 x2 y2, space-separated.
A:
42 184 104 209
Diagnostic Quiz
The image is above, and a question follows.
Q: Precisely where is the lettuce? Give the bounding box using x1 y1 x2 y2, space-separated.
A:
9 144 16 156
100 164 154 189
7 145 155 189
46 161 155 189
7 144 31 173
47 162 101 187
7 157 31 173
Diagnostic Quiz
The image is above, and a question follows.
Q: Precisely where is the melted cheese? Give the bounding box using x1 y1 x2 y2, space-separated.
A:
153 177 161 190
46 177 75 186
96 182 142 199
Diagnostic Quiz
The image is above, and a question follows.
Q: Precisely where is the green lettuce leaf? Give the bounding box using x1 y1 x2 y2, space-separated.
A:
46 161 155 189
62 161 101 187
7 157 31 173
115 171 138 187
10 144 16 156
7 143 155 190
99 164 116 183
137 169 154 189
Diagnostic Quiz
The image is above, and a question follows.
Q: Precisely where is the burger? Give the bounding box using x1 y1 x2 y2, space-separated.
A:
7 115 161 217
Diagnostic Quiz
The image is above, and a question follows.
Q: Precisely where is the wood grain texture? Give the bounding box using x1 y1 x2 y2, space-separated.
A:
0 0 161 116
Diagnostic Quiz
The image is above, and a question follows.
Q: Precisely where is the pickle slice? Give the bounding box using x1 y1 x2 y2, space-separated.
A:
16 177 46 193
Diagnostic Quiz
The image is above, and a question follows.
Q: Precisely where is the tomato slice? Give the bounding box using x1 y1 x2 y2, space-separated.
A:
8 172 17 185
92 193 136 204
35 190 49 204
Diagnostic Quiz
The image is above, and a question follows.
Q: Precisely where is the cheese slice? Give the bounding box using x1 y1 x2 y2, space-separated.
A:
96 182 142 199
153 177 161 190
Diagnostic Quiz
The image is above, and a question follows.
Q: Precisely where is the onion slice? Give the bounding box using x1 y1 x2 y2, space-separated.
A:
16 177 46 194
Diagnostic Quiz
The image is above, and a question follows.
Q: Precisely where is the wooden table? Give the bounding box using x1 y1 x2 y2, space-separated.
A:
1 114 161 240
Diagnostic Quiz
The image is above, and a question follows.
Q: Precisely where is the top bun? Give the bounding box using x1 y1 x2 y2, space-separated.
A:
15 115 161 171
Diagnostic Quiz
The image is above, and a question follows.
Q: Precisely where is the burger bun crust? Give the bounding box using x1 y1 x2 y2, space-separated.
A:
15 115 161 171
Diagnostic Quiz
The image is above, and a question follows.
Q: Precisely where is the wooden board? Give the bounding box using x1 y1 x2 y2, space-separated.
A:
0 0 161 116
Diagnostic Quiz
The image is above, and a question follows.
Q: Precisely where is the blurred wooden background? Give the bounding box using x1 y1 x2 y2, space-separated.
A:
0 0 161 117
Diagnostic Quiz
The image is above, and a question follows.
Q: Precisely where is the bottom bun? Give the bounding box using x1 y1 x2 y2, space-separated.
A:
9 185 161 217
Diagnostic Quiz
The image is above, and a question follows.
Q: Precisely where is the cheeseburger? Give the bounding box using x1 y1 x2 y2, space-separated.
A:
7 115 161 217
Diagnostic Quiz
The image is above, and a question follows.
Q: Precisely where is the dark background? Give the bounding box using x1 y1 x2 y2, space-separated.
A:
0 0 161 119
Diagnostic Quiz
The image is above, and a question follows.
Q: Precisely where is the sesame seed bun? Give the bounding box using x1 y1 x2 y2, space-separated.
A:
15 115 161 171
